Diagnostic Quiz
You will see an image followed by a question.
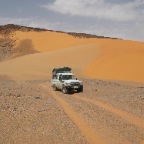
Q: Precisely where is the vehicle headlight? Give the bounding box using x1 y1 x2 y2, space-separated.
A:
65 82 71 86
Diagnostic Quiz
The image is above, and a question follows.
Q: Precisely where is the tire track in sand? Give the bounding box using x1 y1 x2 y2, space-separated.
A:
41 82 105 144
50 90 105 144
41 83 131 144
73 94 144 129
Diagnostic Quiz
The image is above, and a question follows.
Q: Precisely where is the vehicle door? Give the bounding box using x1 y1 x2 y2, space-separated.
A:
56 75 63 89
52 75 59 86
59 75 65 89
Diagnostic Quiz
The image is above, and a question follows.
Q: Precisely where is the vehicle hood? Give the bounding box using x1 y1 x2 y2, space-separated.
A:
63 79 82 83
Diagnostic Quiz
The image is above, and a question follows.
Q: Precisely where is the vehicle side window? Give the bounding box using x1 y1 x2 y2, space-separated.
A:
59 75 62 81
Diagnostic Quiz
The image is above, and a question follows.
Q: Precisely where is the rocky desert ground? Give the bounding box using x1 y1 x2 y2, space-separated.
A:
0 79 144 144
0 24 144 144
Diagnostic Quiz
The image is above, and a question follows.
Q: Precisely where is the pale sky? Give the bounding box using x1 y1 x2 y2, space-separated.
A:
0 0 144 41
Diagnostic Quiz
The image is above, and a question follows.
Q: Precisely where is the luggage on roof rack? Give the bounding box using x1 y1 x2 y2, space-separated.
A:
52 67 71 77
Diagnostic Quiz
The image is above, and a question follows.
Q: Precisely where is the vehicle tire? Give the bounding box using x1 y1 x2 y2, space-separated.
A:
62 87 69 94
53 85 58 91
77 86 83 92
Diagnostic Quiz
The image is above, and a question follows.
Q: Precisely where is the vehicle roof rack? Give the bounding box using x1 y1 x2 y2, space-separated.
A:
52 67 71 76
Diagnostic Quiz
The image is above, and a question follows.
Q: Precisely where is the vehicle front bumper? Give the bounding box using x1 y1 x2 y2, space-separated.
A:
65 85 82 90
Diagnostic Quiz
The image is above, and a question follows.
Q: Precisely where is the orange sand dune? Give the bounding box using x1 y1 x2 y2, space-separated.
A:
0 44 101 80
0 31 144 82
12 31 96 52
85 40 144 82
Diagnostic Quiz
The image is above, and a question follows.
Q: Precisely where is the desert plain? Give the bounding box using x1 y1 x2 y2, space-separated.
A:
0 24 144 144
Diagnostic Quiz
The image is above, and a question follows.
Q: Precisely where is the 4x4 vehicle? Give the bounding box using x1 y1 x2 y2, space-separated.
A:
51 67 83 94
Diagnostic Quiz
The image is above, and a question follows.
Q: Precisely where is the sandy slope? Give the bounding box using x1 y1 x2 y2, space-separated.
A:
0 31 144 82
85 40 144 82
0 44 101 80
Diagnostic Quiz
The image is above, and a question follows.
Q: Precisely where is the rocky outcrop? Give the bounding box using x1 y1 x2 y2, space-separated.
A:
0 24 121 39
67 32 120 39
0 24 41 61
0 38 37 61
0 38 15 60
0 24 47 37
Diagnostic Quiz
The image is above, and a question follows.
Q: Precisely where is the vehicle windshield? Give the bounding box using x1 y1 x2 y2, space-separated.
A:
62 75 75 80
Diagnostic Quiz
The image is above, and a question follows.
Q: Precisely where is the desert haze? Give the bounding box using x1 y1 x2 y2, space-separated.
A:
0 24 144 144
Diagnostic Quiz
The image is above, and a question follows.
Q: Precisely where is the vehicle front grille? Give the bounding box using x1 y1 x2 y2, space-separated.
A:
71 82 80 85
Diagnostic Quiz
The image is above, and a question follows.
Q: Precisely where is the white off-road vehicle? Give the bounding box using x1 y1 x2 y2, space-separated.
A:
51 67 83 94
